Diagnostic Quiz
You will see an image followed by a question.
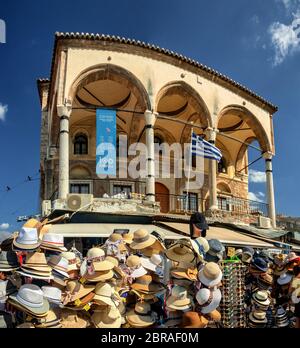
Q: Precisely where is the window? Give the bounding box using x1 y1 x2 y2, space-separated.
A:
218 157 227 174
218 196 230 211
70 183 90 194
154 135 164 156
113 184 132 196
74 134 88 155
182 192 198 211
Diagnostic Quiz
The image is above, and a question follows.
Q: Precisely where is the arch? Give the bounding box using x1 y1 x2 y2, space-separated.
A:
70 164 92 179
155 80 212 127
68 63 151 111
217 182 232 194
155 182 170 213
235 136 256 174
217 105 272 153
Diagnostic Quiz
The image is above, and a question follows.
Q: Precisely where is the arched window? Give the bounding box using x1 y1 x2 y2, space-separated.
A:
218 157 227 174
154 135 164 155
74 134 88 155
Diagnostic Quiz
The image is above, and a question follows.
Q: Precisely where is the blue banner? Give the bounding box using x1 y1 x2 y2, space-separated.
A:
96 108 117 176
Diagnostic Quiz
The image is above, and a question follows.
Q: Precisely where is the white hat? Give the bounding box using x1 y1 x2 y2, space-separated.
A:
291 288 300 304
48 255 70 278
166 286 193 311
13 227 41 250
140 254 163 273
61 252 79 271
198 262 222 287
191 237 210 258
126 255 147 279
277 273 293 285
196 288 222 314
94 283 116 307
42 286 62 305
41 233 67 252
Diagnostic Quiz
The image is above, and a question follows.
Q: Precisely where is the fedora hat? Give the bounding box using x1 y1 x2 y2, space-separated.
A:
130 229 157 250
91 305 122 328
126 302 155 328
126 255 147 279
131 274 164 293
61 251 79 271
0 279 17 299
249 310 268 325
252 290 270 307
198 262 222 287
0 251 19 271
93 282 116 307
13 227 41 250
140 254 163 273
258 273 273 287
62 280 94 305
23 218 42 229
196 288 222 314
166 285 193 311
23 252 52 272
60 308 90 328
191 237 209 259
205 239 225 263
48 254 69 278
251 257 268 272
277 272 293 285
180 311 208 328
9 284 49 315
241 246 254 263
34 312 62 328
42 286 62 305
165 239 195 263
41 233 67 252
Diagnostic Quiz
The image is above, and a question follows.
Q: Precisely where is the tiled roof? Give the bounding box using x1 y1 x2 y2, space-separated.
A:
48 32 278 113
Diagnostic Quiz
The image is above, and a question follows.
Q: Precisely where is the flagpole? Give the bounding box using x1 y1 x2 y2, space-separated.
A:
185 126 193 213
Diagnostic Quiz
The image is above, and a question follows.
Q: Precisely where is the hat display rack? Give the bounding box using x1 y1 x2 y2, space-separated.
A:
219 257 247 328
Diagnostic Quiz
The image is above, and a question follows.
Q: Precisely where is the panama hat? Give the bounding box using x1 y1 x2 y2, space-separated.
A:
62 280 94 305
198 262 222 287
60 309 90 328
41 286 62 305
291 287 300 304
126 302 155 328
0 251 19 271
196 288 222 314
251 290 270 307
131 274 164 293
9 284 49 315
91 305 122 328
47 255 70 279
34 309 62 328
61 251 79 271
277 272 293 285
13 227 41 250
241 246 254 263
166 286 193 311
191 237 210 260
205 239 225 263
126 255 147 278
93 282 116 307
251 257 268 272
130 229 157 250
165 240 195 263
22 252 52 272
180 311 209 328
275 306 289 327
140 254 163 273
249 310 268 325
41 233 67 252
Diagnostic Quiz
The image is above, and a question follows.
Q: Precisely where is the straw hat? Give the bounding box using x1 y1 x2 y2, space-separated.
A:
131 274 164 293
61 251 79 271
41 233 67 252
91 305 122 328
166 286 193 311
274 253 287 267
163 310 183 328
130 229 157 250
62 280 95 305
207 309 221 322
258 273 273 286
126 255 147 278
196 288 222 314
13 227 41 250
23 218 42 230
34 309 62 328
198 262 222 287
86 248 114 272
180 312 208 328
140 254 163 273
0 251 19 271
60 309 90 328
48 254 69 278
165 240 195 263
18 252 53 279
140 241 165 257
251 290 270 307
171 262 198 281
126 302 155 328
249 310 268 325
93 283 116 307
277 272 293 285
123 233 133 244
84 269 114 282
9 284 49 316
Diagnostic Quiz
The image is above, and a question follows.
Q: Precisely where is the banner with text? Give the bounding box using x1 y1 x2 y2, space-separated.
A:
96 108 117 177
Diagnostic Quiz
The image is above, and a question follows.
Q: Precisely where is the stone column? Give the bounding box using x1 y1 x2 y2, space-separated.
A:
263 152 276 228
144 110 157 202
206 127 218 210
57 104 72 200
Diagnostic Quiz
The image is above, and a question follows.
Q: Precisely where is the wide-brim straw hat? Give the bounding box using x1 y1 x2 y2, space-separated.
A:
60 309 90 328
62 281 95 304
180 312 209 328
198 262 222 287
166 286 193 311
165 241 195 263
130 229 157 250
126 310 155 327
122 233 133 244
91 306 122 328
131 275 164 293
93 260 115 272
171 263 198 281
16 269 54 280
84 269 114 282
140 242 165 257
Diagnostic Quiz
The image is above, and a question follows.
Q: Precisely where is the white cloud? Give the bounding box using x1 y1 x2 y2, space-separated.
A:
251 15 260 25
249 169 266 183
0 103 8 121
248 191 265 202
269 10 300 65
0 223 9 230
280 0 300 12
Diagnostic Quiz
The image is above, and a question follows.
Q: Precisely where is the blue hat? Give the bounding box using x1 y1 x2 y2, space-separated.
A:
252 257 268 272
205 239 225 262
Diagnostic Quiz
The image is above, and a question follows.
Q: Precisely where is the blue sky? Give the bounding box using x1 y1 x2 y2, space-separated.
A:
0 0 299 233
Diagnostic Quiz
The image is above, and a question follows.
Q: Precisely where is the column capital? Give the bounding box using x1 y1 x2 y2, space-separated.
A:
57 103 72 118
144 109 157 126
262 151 273 160
205 127 218 142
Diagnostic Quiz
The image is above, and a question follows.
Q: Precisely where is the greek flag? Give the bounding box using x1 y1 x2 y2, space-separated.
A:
191 132 222 162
